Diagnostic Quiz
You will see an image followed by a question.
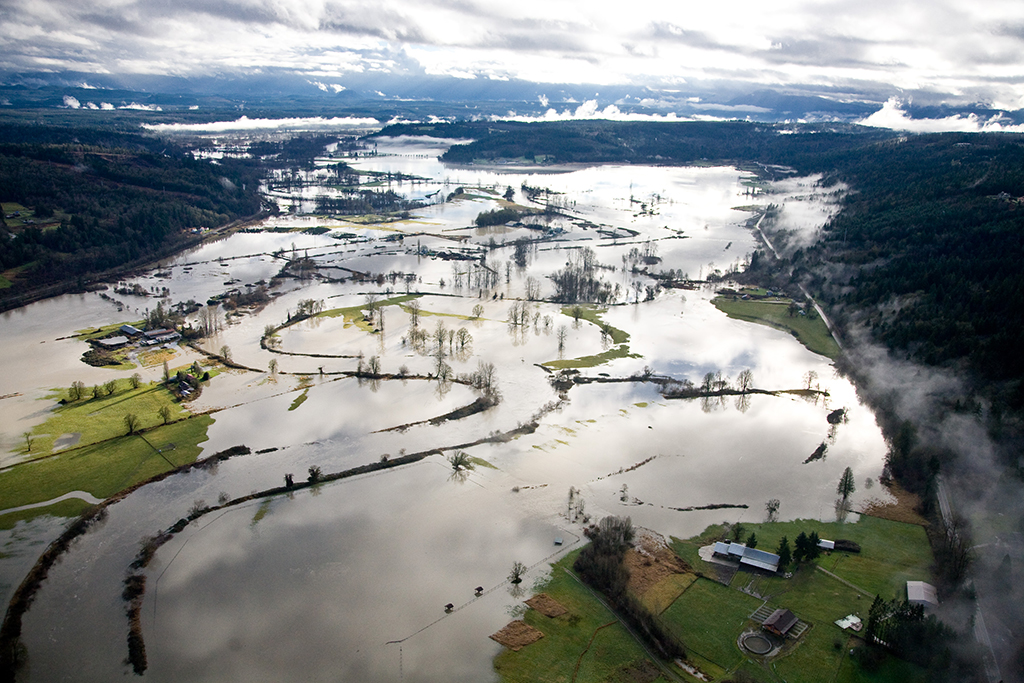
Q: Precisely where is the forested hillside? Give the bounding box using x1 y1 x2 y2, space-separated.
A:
0 123 264 306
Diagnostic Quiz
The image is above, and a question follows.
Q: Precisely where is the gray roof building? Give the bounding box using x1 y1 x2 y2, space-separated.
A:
98 336 129 348
712 541 780 573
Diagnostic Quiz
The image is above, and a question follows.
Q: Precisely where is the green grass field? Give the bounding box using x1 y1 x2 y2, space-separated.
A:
495 512 933 683
27 379 190 457
316 293 421 333
543 305 638 369
0 372 215 525
662 515 932 683
494 552 667 683
661 577 762 672
0 414 213 517
712 296 840 359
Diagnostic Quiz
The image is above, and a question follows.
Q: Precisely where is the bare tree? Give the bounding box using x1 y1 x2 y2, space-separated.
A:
804 370 818 390
23 432 32 453
433 319 448 356
472 303 484 319
220 345 232 362
508 561 526 584
159 405 172 425
557 325 567 354
104 379 117 396
198 305 221 337
124 413 140 435
737 369 754 393
268 358 278 377
129 373 142 390
525 276 540 300
473 360 496 391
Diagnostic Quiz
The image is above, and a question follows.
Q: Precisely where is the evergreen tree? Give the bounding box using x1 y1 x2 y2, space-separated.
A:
793 531 810 563
777 536 792 569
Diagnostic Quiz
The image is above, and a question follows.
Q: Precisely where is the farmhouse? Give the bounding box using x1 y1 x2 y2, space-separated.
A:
762 608 799 637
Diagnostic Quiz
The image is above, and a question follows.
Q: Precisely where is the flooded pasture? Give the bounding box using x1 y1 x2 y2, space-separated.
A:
0 135 890 681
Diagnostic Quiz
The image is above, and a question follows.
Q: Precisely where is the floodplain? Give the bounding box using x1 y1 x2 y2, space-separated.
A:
0 133 894 682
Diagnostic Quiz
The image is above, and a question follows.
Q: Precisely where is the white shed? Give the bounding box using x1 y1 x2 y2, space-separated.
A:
906 581 939 608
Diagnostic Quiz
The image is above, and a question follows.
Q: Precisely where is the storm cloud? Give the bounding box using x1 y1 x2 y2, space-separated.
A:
0 0 1022 108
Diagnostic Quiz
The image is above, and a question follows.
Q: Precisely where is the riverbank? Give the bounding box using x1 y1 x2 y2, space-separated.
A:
712 294 840 360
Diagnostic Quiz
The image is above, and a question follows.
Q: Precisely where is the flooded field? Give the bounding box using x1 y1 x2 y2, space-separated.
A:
0 135 888 682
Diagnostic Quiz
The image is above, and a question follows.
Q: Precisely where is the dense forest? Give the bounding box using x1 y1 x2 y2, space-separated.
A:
0 123 264 307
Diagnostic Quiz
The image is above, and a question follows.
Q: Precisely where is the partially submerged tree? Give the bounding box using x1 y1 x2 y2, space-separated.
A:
508 560 526 584
837 466 856 500
448 451 473 472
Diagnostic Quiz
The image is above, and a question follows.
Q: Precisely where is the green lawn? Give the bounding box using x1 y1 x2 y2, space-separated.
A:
709 515 934 600
0 414 213 517
712 297 840 359
494 551 667 683
316 293 421 333
660 577 762 671
543 305 638 369
661 515 933 682
27 379 190 457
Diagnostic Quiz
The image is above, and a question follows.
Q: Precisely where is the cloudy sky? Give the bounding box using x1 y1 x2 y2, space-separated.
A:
2 0 1023 110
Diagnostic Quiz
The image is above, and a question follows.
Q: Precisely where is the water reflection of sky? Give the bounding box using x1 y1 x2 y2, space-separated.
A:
5 135 894 682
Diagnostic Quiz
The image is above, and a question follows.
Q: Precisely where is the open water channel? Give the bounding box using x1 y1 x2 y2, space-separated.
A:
0 134 888 682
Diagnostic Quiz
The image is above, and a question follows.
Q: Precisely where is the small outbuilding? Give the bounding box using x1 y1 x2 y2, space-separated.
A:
906 581 939 608
817 538 835 551
762 608 799 637
120 324 143 336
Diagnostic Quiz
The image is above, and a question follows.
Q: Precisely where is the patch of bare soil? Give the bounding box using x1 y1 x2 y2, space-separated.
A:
525 593 567 617
625 528 692 595
859 481 928 526
490 620 544 651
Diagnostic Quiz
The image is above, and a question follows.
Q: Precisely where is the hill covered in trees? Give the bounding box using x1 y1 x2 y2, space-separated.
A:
0 122 264 308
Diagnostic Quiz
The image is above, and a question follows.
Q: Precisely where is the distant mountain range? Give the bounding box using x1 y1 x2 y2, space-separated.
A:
3 70 1021 126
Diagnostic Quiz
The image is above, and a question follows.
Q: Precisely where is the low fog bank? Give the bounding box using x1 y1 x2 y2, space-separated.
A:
837 324 1024 679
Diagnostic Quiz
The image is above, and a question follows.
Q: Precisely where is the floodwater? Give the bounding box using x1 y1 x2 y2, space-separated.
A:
0 134 891 682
